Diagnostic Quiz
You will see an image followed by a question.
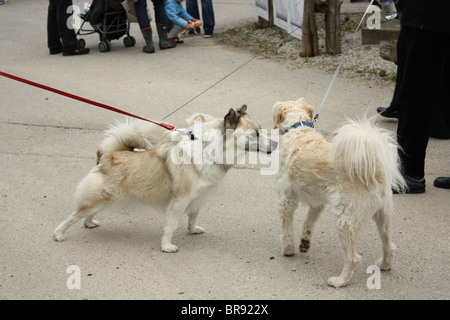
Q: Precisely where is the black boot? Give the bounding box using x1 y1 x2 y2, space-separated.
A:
156 24 176 50
141 28 155 53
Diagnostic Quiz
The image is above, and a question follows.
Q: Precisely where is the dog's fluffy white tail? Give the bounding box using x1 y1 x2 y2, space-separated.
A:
96 118 168 164
330 117 405 192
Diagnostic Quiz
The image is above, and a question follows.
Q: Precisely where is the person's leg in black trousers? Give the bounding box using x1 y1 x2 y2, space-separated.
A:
433 58 450 189
430 59 450 139
47 0 89 55
396 26 450 192
377 26 407 119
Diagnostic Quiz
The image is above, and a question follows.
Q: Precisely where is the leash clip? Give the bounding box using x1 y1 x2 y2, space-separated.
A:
312 113 319 126
174 128 196 141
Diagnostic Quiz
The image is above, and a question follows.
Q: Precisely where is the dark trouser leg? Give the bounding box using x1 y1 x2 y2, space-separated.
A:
151 0 175 49
47 0 62 52
186 0 200 33
396 26 450 178
47 0 78 53
200 0 215 33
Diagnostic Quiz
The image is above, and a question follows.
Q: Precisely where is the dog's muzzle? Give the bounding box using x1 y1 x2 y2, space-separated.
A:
257 133 278 154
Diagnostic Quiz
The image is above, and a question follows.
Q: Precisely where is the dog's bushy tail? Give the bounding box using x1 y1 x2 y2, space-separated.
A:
330 117 405 192
96 118 167 164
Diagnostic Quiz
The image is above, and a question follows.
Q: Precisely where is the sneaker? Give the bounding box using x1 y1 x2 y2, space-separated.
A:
169 36 183 44
203 30 213 38
394 175 425 194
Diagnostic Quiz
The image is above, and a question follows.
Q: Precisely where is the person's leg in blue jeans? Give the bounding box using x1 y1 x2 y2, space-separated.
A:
186 0 215 37
135 0 155 53
151 0 175 49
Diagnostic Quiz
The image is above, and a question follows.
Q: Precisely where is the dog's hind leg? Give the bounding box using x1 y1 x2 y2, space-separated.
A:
54 202 106 241
187 199 205 235
161 197 192 253
373 199 396 270
299 205 324 253
54 212 83 241
279 196 299 256
54 170 113 241
328 213 362 288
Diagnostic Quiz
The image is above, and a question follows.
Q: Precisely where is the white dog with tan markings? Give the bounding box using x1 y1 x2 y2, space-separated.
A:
54 105 277 253
273 98 405 287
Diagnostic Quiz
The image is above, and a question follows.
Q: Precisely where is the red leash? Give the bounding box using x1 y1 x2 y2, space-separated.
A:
0 71 175 131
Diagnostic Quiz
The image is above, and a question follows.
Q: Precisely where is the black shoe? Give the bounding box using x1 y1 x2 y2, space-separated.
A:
203 30 213 38
430 129 450 139
49 48 62 55
63 48 90 56
377 107 399 119
434 177 450 189
394 175 425 194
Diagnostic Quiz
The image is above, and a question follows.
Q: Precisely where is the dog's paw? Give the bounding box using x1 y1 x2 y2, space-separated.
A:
189 225 204 234
162 244 179 253
84 220 100 229
282 245 295 256
299 238 310 253
327 276 348 288
376 245 395 270
54 233 66 242
376 258 392 271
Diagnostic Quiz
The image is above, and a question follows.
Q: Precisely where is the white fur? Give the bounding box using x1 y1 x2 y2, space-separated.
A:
54 107 275 253
274 99 405 288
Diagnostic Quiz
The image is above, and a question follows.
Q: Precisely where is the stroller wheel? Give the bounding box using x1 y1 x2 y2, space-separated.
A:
123 36 136 48
78 39 86 49
98 41 111 53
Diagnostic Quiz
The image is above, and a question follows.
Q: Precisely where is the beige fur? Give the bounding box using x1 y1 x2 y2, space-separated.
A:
54 105 277 253
273 98 405 288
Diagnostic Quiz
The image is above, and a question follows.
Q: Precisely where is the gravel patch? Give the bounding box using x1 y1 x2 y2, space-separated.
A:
219 14 397 86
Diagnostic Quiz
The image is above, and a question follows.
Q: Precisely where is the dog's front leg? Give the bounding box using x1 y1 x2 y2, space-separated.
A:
161 197 191 253
279 196 298 256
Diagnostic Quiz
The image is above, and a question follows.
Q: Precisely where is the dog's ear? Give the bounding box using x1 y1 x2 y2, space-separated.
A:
96 149 102 165
224 108 238 129
186 113 209 125
306 105 314 120
273 103 283 129
237 104 247 116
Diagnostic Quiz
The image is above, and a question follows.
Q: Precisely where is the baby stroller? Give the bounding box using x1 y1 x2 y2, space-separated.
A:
77 0 136 52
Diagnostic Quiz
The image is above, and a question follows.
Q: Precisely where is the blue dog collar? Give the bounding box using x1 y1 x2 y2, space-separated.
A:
283 121 314 135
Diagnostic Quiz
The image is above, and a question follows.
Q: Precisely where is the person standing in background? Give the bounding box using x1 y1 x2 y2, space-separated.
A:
186 0 214 38
393 0 450 193
47 0 90 55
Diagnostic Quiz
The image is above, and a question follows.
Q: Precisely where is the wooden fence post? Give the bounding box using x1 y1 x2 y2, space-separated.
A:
300 0 319 57
325 0 342 54
258 0 274 28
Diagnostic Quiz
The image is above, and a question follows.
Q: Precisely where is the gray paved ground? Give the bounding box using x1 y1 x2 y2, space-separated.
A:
0 0 448 300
